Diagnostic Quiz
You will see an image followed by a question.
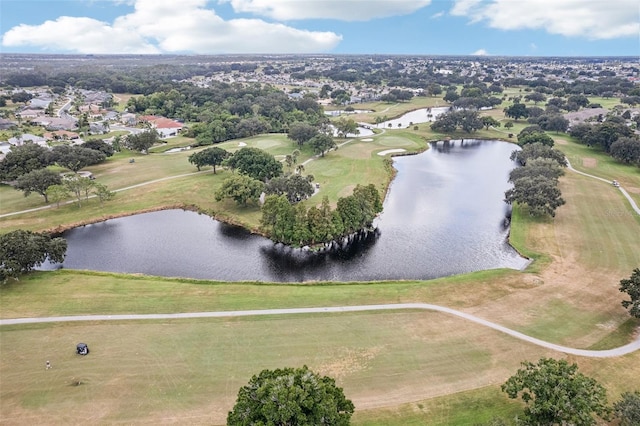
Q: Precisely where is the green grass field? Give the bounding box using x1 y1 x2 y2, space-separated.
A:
1 112 640 424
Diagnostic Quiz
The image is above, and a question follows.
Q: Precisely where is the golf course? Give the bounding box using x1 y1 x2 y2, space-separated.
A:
1 98 639 425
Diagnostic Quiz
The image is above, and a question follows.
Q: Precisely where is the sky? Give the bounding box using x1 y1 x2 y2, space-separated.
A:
0 0 638 56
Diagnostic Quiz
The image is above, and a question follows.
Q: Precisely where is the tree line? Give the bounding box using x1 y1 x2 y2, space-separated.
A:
505 129 567 217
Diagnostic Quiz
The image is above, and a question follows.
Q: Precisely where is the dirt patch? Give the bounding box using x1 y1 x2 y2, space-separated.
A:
582 157 597 168
317 347 383 379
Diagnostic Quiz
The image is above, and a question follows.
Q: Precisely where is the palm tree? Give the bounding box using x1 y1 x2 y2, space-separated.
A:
296 164 305 175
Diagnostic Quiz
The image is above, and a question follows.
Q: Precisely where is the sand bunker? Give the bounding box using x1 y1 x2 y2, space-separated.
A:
238 142 247 147
377 149 406 156
361 138 374 142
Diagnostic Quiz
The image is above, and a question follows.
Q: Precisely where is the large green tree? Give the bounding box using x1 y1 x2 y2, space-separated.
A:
0 230 67 282
15 168 62 203
310 134 337 157
287 121 319 146
215 174 264 206
227 366 354 426
0 142 53 181
264 174 314 203
504 102 529 120
619 268 640 318
188 146 229 173
505 175 565 217
51 145 106 172
509 158 565 183
225 147 282 181
510 143 567 167
502 358 609 426
125 130 159 154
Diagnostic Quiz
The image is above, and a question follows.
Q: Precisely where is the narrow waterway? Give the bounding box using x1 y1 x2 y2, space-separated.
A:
56 140 528 281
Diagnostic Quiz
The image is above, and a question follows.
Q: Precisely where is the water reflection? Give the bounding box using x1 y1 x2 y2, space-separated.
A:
56 140 528 282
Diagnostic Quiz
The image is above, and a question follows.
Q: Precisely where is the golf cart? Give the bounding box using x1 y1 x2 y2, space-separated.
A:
76 343 89 355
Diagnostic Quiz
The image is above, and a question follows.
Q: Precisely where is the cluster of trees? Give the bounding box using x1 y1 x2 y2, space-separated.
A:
0 141 112 182
227 366 354 425
570 117 640 166
0 141 115 206
125 83 328 145
0 230 67 282
261 184 382 246
430 110 483 134
506 132 567 217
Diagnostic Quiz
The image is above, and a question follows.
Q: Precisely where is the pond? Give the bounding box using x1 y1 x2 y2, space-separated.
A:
55 140 528 282
377 106 450 129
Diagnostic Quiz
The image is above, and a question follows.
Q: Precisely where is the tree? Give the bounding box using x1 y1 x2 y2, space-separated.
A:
92 182 115 207
265 174 314 203
505 175 565 217
215 174 264 206
125 130 159 153
52 145 106 172
518 131 555 147
504 102 529 120
334 117 358 137
82 139 115 157
509 158 565 183
502 358 609 426
481 116 500 130
309 134 337 157
288 121 318 146
225 147 283 181
188 146 229 173
614 391 640 426
15 168 62 203
610 137 640 166
227 366 354 426
619 268 640 318
504 121 514 130
0 142 53 181
524 92 547 104
63 175 95 206
0 230 67 282
260 194 295 243
46 184 70 207
457 110 483 133
511 143 567 167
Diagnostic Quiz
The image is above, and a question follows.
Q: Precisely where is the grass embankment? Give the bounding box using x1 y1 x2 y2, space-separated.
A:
1 103 639 424
0 131 426 233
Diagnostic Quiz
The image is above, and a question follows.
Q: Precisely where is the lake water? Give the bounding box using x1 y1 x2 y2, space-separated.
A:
56 140 528 282
377 106 450 129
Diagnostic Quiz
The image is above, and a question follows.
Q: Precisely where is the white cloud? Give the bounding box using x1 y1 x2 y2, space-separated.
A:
530 42 537 50
472 48 488 55
1 0 342 54
431 11 445 19
2 16 160 54
451 0 639 39
221 0 432 21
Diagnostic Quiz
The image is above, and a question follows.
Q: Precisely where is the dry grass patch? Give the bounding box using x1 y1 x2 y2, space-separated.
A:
582 157 597 168
0 312 559 425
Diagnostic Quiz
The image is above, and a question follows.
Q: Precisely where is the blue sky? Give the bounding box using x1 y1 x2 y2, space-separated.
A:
1 0 638 56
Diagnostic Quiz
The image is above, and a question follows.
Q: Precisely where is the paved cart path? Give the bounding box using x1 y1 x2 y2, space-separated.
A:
2 303 639 358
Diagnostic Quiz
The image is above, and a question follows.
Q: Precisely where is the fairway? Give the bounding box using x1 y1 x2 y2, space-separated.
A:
0 311 559 425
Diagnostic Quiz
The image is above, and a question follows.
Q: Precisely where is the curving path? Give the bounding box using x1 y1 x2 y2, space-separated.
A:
2 303 639 358
566 159 640 215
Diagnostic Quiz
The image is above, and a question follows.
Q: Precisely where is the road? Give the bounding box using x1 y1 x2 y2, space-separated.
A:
2 303 638 358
